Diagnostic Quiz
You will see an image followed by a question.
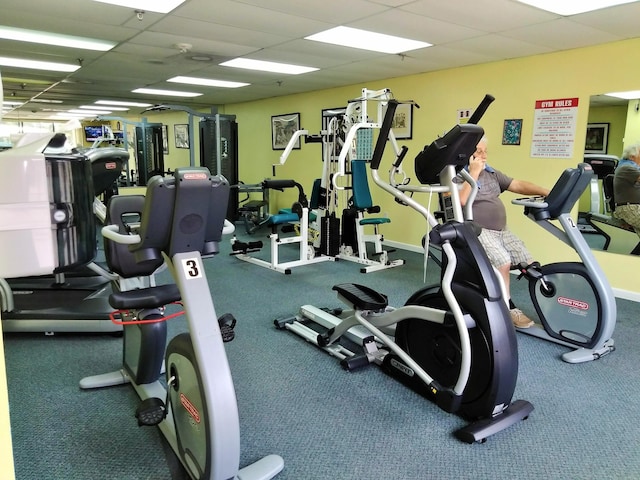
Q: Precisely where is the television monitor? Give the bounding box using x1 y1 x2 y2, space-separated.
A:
84 125 104 142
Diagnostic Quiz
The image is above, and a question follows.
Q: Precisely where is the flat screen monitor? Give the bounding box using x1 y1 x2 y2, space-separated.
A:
84 125 104 142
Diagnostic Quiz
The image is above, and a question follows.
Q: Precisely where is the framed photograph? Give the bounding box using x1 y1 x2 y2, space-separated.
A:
271 113 301 150
392 103 413 139
585 123 609 154
174 124 190 149
502 119 523 145
161 125 169 154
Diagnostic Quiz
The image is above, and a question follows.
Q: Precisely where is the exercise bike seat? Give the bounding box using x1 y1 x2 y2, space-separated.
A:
109 284 181 310
332 283 388 311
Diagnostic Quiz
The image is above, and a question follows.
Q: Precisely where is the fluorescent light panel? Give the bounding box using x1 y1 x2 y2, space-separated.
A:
68 109 112 115
605 90 640 100
0 25 115 51
515 0 636 15
220 58 318 75
168 76 249 88
305 26 431 54
132 88 202 98
0 57 80 72
90 0 186 14
96 100 152 107
80 105 129 111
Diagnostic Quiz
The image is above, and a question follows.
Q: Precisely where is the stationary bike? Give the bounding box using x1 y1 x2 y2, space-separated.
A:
79 167 283 480
276 96 533 443
511 164 616 363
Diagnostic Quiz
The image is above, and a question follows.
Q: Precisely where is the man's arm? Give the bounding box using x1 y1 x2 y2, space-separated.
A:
508 179 550 197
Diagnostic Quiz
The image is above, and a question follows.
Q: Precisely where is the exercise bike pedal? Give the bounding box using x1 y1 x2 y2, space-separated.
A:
218 313 237 342
135 397 167 427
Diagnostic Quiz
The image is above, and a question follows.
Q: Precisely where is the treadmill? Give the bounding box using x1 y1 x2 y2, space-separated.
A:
0 134 128 334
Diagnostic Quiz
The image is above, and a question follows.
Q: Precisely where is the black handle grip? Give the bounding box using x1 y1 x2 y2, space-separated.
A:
370 99 399 171
467 94 495 125
393 145 409 168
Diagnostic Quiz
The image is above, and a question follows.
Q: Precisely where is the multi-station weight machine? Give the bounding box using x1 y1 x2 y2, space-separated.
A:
236 88 407 274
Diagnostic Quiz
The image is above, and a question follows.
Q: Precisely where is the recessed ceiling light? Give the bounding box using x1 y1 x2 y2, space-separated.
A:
0 25 116 51
0 56 80 72
96 100 153 107
168 76 249 88
68 109 112 115
132 88 202 97
220 58 318 75
604 90 640 100
515 0 636 15
3 101 24 106
305 26 431 54
80 105 130 111
53 112 92 117
90 0 186 14
190 55 213 62
30 98 63 104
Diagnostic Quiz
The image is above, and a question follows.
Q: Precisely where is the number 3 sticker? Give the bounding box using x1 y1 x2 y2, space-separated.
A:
181 257 202 279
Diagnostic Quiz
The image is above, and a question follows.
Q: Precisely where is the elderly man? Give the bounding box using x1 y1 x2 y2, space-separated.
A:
613 143 640 235
457 137 550 328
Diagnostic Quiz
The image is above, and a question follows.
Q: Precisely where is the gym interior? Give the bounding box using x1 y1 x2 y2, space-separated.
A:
2 1 640 479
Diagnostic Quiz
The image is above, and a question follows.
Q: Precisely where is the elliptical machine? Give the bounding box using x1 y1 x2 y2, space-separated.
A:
511 167 616 363
79 167 283 480
276 95 533 443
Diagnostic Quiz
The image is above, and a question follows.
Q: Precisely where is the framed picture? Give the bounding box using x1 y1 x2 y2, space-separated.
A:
174 124 190 149
502 119 523 145
271 112 301 150
392 103 413 139
161 125 169 154
585 123 609 154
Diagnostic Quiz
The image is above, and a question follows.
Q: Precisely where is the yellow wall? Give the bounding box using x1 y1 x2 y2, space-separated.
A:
0 321 16 480
624 99 640 148
587 104 627 157
225 37 640 296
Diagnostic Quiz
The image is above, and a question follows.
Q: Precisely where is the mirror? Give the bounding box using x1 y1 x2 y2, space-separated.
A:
578 93 640 256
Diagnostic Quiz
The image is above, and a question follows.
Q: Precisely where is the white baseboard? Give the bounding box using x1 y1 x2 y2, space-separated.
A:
383 240 640 303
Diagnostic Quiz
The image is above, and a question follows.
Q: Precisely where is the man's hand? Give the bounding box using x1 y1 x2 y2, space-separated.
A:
468 154 485 178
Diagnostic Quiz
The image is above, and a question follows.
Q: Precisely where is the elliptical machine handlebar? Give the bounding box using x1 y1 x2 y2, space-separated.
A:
467 94 495 124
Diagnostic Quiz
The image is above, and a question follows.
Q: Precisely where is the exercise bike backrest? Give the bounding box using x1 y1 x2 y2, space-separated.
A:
103 167 230 279
518 163 593 221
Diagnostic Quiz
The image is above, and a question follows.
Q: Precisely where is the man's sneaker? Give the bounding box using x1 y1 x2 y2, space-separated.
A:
510 308 534 328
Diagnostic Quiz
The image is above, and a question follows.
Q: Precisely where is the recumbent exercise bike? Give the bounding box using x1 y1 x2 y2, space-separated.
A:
276 95 533 443
80 167 283 480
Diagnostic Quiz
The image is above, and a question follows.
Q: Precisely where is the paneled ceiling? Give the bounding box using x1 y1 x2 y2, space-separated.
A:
2 0 639 120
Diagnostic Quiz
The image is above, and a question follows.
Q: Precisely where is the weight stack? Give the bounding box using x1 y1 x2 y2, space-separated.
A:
320 212 340 256
341 208 358 253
